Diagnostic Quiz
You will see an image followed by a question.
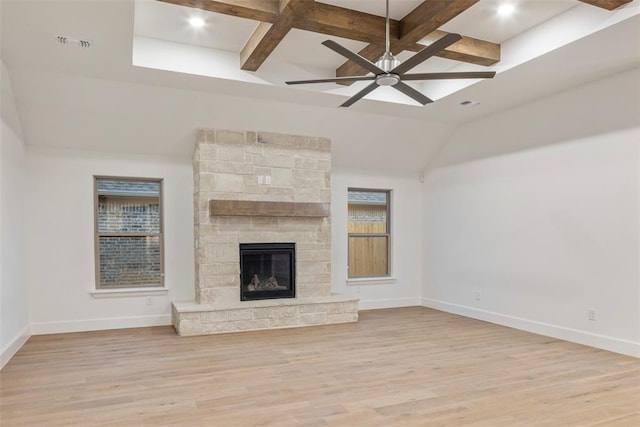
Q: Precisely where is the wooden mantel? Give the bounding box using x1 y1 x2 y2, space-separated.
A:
210 200 330 217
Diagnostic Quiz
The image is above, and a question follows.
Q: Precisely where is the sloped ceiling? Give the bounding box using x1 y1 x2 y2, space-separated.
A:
0 0 638 172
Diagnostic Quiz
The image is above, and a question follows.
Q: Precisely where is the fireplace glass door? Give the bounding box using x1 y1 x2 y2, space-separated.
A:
239 243 295 301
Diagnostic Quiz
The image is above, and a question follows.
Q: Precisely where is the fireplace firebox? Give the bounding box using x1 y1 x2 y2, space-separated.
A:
239 243 296 301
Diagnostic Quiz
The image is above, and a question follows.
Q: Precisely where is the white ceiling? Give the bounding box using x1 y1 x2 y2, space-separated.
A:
1 0 639 172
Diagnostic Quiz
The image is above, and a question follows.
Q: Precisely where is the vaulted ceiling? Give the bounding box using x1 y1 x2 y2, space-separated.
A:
1 0 638 171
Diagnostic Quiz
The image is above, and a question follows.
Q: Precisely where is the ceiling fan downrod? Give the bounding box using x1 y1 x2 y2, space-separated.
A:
375 0 400 79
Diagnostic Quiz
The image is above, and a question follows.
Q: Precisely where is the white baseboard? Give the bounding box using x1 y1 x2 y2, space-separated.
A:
359 297 421 311
30 314 172 335
421 298 640 358
1 325 31 370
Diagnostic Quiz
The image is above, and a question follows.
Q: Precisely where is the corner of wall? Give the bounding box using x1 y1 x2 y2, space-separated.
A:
1 59 30 368
0 325 31 370
1 60 26 142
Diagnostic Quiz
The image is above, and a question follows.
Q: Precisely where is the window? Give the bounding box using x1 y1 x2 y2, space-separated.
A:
94 177 163 289
348 189 390 278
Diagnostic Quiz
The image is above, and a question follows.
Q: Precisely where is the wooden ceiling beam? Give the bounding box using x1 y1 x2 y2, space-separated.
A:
158 0 499 72
413 30 500 66
240 0 311 71
336 0 481 81
577 0 632 10
399 0 479 45
294 2 401 45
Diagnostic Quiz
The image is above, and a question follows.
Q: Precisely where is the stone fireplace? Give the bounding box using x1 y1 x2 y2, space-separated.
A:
171 129 359 335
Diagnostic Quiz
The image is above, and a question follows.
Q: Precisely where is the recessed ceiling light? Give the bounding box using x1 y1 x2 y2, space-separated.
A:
460 100 480 107
497 3 515 16
189 17 206 28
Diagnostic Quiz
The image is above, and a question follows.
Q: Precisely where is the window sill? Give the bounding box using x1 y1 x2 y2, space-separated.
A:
91 287 168 298
346 277 397 286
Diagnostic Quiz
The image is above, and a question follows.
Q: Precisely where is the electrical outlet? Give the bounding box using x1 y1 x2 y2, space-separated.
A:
475 290 481 301
587 309 596 321
257 175 264 185
146 297 153 306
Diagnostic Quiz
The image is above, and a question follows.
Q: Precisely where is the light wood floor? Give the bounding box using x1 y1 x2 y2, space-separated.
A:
1 307 639 426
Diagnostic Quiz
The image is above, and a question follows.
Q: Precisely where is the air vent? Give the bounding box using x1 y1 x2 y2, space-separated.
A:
56 35 91 48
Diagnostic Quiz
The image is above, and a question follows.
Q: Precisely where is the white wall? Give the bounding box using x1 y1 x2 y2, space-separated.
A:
1 61 30 368
332 168 423 309
422 70 640 357
23 154 423 333
25 148 194 333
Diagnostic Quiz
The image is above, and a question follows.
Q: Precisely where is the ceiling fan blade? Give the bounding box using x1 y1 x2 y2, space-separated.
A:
322 40 385 75
340 82 379 107
391 33 463 75
286 76 376 85
393 82 432 105
401 71 497 81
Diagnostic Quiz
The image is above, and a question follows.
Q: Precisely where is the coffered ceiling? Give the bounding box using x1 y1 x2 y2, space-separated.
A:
130 0 637 107
154 0 630 76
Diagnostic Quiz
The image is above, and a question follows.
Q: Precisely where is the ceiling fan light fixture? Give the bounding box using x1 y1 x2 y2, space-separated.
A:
376 73 400 86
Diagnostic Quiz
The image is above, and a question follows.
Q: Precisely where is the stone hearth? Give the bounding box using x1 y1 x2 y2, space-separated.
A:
172 129 359 336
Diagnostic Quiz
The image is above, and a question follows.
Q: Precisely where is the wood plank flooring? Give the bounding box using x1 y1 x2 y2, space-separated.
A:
1 307 639 426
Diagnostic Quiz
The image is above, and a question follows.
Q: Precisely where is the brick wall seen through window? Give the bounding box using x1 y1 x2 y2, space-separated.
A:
95 177 164 289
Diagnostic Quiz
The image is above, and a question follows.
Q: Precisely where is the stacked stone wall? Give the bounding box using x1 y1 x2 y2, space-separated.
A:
172 129 358 336
193 130 332 305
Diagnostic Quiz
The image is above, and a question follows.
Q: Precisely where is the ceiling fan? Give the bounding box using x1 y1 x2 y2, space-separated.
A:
285 0 496 107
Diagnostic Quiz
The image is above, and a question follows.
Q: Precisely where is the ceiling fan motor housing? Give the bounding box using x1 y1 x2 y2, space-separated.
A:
376 51 401 72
